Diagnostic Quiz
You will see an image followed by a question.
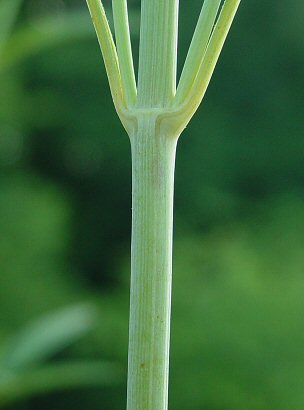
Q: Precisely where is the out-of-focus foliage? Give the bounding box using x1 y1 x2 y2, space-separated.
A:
0 0 304 409
0 304 122 406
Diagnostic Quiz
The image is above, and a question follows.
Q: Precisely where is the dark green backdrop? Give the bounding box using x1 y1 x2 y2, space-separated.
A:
1 1 304 409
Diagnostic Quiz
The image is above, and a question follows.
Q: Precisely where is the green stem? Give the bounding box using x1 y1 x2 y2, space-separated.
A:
175 0 221 106
112 0 137 107
171 0 241 128
86 0 124 112
137 0 179 107
85 1 241 408
127 115 178 410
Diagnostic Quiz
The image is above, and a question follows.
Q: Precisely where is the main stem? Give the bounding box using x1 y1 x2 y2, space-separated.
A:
137 0 179 107
127 115 177 410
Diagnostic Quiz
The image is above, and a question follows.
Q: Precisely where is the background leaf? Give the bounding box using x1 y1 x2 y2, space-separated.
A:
1 304 97 371
0 361 122 406
0 0 22 52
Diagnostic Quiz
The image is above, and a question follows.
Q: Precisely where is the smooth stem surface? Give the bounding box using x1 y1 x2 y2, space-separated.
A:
86 0 124 111
112 0 137 106
175 0 221 106
137 0 179 107
84 1 241 408
172 0 241 118
127 115 177 410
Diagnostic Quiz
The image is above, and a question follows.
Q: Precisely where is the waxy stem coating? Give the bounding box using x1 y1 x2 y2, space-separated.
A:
86 0 241 135
85 1 242 409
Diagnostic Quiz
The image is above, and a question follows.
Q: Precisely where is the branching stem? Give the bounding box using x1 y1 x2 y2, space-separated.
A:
171 0 241 131
175 0 222 107
86 0 124 111
137 0 179 107
112 0 137 107
85 1 242 409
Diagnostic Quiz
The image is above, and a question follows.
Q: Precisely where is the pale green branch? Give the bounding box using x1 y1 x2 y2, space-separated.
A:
171 0 241 130
112 0 137 107
137 0 179 107
86 0 124 112
174 0 222 107
85 1 242 409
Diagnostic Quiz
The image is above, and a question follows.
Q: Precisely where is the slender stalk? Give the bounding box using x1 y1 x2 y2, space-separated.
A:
175 0 222 106
85 1 242 409
127 115 177 410
137 0 179 107
112 0 137 107
86 0 124 112
171 0 241 129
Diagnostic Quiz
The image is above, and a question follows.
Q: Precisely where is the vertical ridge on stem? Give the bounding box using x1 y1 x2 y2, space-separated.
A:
170 0 241 133
112 0 137 107
174 0 222 106
86 0 124 111
127 116 177 409
137 0 179 108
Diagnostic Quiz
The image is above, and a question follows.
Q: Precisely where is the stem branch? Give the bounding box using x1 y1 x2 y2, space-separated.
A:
86 0 124 111
175 0 222 106
137 0 179 107
112 0 137 107
172 0 241 125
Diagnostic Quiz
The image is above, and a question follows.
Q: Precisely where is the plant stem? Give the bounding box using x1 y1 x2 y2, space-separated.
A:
137 0 179 107
175 0 221 106
86 0 124 112
85 1 241 408
127 114 177 410
171 0 241 126
112 0 137 106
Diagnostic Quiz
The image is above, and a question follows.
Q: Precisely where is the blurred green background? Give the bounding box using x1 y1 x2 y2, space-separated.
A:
1 0 304 409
